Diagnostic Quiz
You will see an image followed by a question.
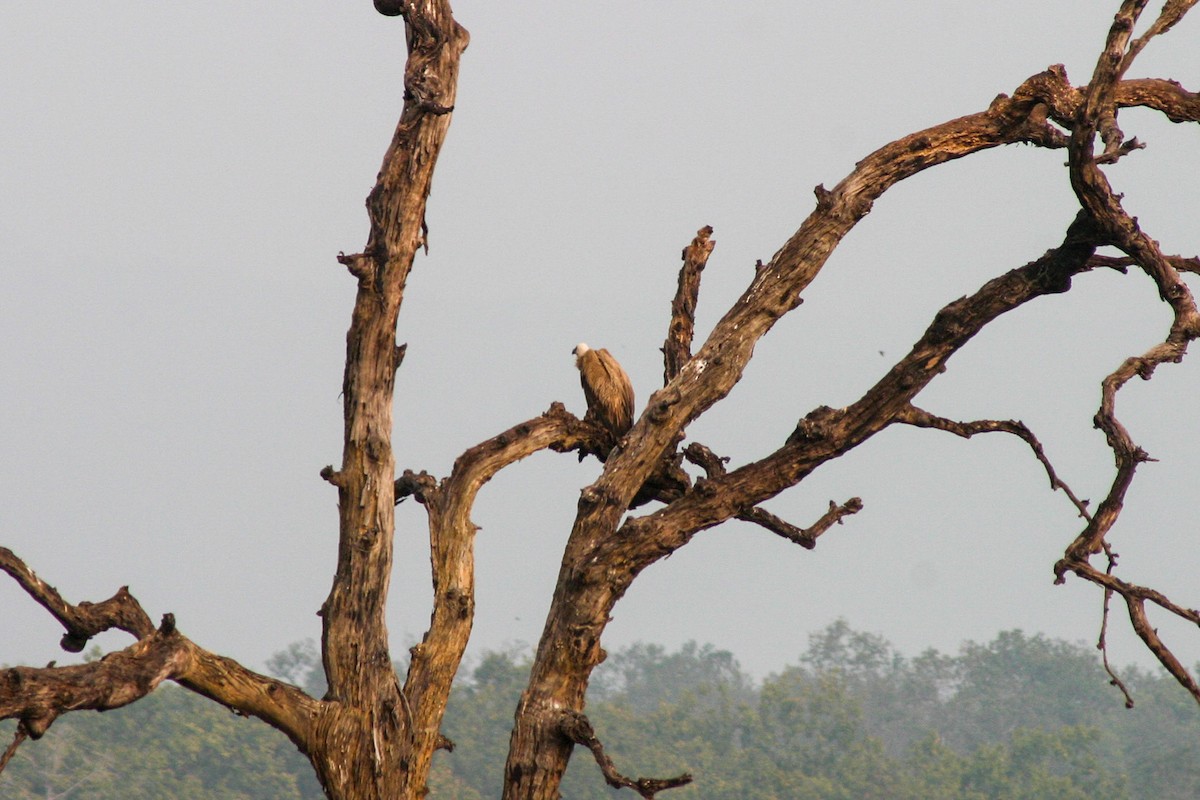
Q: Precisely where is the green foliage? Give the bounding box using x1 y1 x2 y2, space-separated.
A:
3 625 1198 798
1 686 323 800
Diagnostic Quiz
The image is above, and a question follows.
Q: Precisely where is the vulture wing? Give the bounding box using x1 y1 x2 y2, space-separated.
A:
579 348 635 436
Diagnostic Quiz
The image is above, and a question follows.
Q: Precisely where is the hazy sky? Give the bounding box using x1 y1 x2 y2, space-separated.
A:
2 3 1198 684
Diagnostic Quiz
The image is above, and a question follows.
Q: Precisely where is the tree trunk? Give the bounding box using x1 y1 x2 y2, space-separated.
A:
311 2 468 797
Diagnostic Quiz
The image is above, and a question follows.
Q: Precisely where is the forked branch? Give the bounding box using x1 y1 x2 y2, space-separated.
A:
1049 5 1200 706
0 547 154 650
683 441 861 549
738 499 864 550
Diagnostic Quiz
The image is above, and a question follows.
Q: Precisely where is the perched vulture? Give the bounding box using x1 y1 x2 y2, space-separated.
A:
572 342 635 438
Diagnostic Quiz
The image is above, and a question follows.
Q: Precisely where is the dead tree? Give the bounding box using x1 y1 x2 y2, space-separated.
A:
3 2 1200 799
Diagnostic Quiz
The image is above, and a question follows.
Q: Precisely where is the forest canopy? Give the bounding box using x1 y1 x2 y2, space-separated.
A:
4 625 1198 800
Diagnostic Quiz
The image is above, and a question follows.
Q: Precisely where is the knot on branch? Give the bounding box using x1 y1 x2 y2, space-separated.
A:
320 465 345 488
787 405 839 445
59 631 89 654
394 470 437 505
648 387 681 423
373 0 405 16
336 251 375 282
683 441 729 478
813 183 835 211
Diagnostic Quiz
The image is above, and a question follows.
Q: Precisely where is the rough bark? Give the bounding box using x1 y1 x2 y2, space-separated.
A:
502 4 1200 796
2 4 470 800
3 3 1200 799
309 4 468 797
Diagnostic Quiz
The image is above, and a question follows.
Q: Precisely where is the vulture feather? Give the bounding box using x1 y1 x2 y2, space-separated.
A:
572 342 635 438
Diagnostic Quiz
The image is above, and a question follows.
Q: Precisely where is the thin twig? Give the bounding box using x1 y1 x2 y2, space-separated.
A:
893 406 1092 521
1097 547 1135 707
0 724 28 776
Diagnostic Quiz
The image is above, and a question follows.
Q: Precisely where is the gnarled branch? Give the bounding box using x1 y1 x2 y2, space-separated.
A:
559 710 693 799
662 226 715 385
893 406 1092 521
0 547 154 650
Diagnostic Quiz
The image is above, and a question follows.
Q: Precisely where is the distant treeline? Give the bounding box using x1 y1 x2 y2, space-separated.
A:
4 622 1198 799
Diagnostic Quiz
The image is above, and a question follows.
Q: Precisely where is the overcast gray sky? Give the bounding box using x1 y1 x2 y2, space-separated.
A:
2 2 1198 682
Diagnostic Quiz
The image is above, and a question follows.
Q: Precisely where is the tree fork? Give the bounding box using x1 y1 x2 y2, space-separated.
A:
314 2 468 798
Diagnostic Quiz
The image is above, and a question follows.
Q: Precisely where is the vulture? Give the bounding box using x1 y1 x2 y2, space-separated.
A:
572 342 635 438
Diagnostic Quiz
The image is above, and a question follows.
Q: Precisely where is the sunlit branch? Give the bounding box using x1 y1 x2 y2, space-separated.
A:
0 547 154 650
662 226 715 386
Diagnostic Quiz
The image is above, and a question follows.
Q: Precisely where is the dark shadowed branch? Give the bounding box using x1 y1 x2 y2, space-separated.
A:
683 442 861 549
1037 0 1200 703
892 405 1092 521
737 499 864 550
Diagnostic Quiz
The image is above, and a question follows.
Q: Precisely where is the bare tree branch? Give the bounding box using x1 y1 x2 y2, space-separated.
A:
0 606 323 756
559 710 693 799
1097 550 1135 708
892 406 1092 521
305 4 470 797
662 226 715 385
1116 77 1200 122
1051 10 1200 704
1121 0 1199 74
683 442 861 549
1064 557 1200 703
737 499 864 550
622 216 1105 574
1088 253 1200 275
0 547 154 650
0 726 27 777
402 402 596 752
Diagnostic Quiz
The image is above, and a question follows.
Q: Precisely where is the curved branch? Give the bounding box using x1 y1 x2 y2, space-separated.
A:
0 547 155 651
559 710 693 799
173 634 325 754
0 726 26 776
0 613 323 755
401 402 599 777
1 622 184 739
1059 2 1200 571
1065 558 1200 705
683 442 861 549
624 217 1105 569
893 406 1092 521
738 499 864 550
1116 77 1200 122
